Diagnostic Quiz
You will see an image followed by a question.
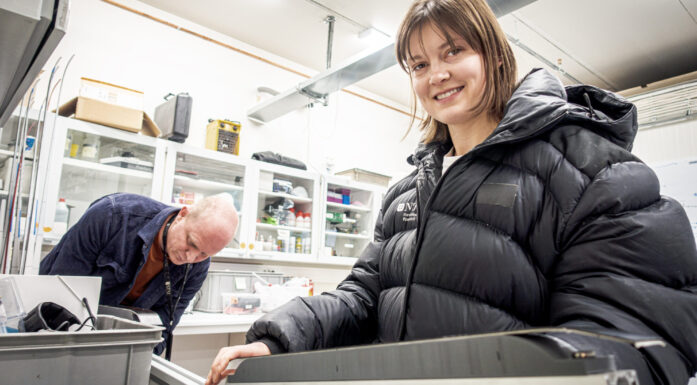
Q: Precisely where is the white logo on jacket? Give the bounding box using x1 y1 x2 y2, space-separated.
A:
397 202 417 222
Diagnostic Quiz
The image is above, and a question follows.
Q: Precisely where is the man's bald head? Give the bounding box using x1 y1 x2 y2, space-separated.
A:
187 193 239 243
166 194 239 264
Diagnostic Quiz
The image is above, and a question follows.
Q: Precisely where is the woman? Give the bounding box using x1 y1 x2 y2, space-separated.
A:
207 1 697 384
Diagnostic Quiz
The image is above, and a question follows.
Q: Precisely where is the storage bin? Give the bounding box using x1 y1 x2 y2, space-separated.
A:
221 292 261 315
195 270 287 313
0 315 163 385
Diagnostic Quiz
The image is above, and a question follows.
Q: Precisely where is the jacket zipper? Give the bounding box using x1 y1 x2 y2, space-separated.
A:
397 110 568 340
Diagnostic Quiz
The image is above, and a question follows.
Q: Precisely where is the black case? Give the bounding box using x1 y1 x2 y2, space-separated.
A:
153 92 192 143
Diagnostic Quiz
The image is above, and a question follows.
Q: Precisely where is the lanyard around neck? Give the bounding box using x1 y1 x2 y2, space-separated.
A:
161 214 191 323
161 212 190 361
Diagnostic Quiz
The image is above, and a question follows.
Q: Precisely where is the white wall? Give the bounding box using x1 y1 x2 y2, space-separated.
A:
38 0 697 188
633 118 697 164
37 0 422 182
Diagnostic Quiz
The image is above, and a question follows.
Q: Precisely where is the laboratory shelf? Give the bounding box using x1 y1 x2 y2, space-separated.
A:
326 201 372 212
256 222 311 233
258 190 312 204
63 157 153 179
214 247 247 258
173 175 243 192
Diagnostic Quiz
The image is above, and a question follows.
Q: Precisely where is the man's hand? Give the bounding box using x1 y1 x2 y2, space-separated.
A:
205 341 271 385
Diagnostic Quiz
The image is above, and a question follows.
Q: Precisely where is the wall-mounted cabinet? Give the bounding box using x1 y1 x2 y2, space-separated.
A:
27 115 386 272
161 143 249 257
320 176 385 264
40 116 166 244
249 162 319 262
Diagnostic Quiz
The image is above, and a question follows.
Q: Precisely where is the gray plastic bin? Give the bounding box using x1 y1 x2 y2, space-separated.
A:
0 315 163 385
195 271 287 313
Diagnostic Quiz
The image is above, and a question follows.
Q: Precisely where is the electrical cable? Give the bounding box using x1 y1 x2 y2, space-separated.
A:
16 58 61 273
75 298 97 331
30 54 76 269
20 55 71 273
5 87 34 271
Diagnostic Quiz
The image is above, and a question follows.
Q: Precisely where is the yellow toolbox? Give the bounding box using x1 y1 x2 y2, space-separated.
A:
206 119 241 155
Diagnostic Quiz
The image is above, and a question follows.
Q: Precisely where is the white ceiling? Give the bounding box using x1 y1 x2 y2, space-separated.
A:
139 0 697 108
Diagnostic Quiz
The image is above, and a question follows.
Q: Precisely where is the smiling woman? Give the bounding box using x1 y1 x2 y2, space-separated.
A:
405 26 494 155
396 0 517 147
205 1 697 385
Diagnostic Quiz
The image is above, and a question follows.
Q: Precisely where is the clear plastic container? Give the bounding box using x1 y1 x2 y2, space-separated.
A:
54 198 69 236
220 292 260 315
0 277 25 333
81 134 100 161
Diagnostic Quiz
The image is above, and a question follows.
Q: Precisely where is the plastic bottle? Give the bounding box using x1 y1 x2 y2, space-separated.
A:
69 131 83 158
302 235 310 254
295 236 302 254
266 236 274 252
276 205 286 226
304 213 311 229
287 208 296 227
54 198 69 235
256 233 263 251
295 211 303 228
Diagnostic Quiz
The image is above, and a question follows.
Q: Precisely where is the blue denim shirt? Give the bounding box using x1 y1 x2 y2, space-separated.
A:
40 193 210 354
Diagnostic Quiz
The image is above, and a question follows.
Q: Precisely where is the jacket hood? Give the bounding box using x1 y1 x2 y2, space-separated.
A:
409 68 638 165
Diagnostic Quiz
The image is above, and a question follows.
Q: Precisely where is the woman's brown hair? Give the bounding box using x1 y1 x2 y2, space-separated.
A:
395 0 517 144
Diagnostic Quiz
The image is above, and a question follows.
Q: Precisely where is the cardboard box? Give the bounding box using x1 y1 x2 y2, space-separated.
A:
56 78 161 137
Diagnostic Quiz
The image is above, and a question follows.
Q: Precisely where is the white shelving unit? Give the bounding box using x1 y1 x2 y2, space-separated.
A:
320 175 385 262
246 160 320 263
28 115 387 271
161 142 249 257
25 115 166 273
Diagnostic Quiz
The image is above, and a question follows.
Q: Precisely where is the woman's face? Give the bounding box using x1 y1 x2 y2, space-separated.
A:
407 23 487 127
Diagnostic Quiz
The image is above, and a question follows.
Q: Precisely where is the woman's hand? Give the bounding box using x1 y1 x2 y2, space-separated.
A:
205 341 271 385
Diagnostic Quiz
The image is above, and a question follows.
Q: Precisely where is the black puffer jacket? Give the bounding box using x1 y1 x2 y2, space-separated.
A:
248 69 697 384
